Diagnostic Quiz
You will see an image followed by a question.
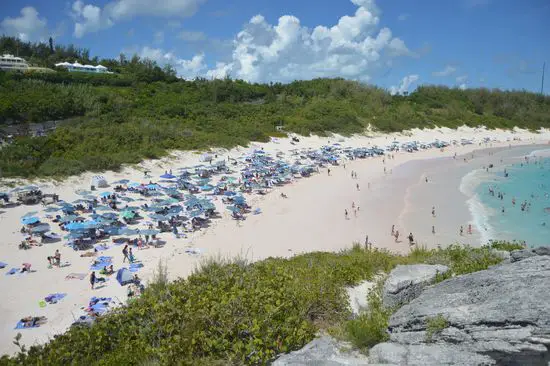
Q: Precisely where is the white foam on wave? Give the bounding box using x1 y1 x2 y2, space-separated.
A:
460 169 496 244
528 148 550 158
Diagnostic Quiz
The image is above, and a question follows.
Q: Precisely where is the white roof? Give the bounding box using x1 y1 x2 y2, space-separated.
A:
1 54 27 62
54 61 109 70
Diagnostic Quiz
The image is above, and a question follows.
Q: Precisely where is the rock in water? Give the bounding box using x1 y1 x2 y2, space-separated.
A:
370 256 550 365
382 264 449 309
272 336 370 366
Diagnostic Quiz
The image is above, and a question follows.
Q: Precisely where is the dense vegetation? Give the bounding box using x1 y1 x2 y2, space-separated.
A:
1 36 549 178
0 243 512 365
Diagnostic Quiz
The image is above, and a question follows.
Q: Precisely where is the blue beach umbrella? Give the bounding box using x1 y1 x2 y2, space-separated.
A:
21 216 40 225
160 173 176 179
30 224 51 234
140 229 159 236
99 192 112 198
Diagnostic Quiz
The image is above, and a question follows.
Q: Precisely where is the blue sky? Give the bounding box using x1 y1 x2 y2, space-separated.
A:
1 0 549 94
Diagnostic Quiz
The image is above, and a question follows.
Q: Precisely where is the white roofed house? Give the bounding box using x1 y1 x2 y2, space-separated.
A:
54 61 112 74
0 54 29 71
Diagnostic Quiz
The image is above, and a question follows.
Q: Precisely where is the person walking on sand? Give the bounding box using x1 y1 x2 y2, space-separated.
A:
432 206 436 217
394 230 400 243
90 271 96 290
122 244 129 263
364 235 369 249
432 225 435 234
408 233 414 246
468 224 472 235
345 209 348 219
391 224 395 236
328 168 331 176
459 226 464 236
356 183 360 191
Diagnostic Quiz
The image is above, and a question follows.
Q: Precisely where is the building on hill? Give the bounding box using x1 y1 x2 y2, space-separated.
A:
54 61 112 74
0 54 29 71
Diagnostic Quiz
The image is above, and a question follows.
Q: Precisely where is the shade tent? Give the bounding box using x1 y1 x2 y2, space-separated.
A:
116 268 134 286
21 216 40 225
160 173 176 179
91 176 108 188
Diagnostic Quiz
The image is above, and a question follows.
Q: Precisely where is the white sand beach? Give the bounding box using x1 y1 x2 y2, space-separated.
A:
0 126 548 355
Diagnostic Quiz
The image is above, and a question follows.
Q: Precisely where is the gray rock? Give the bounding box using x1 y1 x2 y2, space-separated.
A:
490 249 511 260
273 336 370 366
382 264 449 309
510 246 550 263
369 342 494 365
378 256 550 365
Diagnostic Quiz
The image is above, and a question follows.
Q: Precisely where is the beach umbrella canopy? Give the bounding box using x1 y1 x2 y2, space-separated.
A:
200 184 214 191
160 173 176 179
75 189 92 196
128 182 140 188
22 211 38 218
65 222 86 231
113 179 130 184
121 211 136 219
44 206 60 212
94 205 112 212
99 192 112 198
60 215 78 222
21 216 40 225
119 228 139 236
149 214 168 221
224 191 236 197
140 229 159 236
30 224 51 234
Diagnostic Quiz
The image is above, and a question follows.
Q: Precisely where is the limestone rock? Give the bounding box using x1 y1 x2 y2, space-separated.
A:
272 336 370 366
375 256 550 365
382 264 449 309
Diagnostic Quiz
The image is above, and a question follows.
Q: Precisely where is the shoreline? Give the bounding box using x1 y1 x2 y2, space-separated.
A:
0 127 549 355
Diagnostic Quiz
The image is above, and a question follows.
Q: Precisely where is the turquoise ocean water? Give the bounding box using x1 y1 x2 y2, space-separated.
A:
471 150 550 248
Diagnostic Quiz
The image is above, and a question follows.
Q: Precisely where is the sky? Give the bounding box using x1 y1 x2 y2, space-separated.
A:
1 0 549 94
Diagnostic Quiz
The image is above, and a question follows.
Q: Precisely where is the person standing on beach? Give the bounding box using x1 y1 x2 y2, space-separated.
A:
468 224 472 235
345 209 348 219
394 230 400 243
408 233 414 246
391 225 395 236
122 245 129 263
356 183 360 191
364 235 369 249
328 168 331 176
432 225 435 234
432 206 436 217
90 271 96 290
459 226 464 236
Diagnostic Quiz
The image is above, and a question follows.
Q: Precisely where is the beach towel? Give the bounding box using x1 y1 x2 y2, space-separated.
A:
45 293 67 304
66 273 87 280
88 297 112 315
0 262 7 269
15 321 41 329
184 248 202 255
94 244 110 251
90 256 113 270
6 268 18 275
129 263 143 272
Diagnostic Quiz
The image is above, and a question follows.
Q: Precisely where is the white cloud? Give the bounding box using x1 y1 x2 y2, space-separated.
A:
204 0 411 82
458 83 467 90
389 74 419 95
0 6 48 41
397 13 410 21
139 46 206 79
178 31 207 42
456 75 468 83
432 65 457 77
71 0 205 37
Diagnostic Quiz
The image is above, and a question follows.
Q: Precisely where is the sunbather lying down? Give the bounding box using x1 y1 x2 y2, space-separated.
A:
21 316 47 328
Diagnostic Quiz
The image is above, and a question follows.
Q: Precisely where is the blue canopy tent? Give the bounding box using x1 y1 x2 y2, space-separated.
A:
160 173 176 179
21 216 40 225
116 268 134 285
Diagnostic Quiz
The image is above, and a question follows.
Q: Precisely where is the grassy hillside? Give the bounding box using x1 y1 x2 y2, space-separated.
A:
0 242 522 365
1 36 549 178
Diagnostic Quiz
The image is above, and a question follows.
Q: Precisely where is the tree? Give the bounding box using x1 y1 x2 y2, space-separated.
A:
48 37 54 54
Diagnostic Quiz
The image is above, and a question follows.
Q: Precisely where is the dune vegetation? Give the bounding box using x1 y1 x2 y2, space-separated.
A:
0 243 519 365
1 36 550 178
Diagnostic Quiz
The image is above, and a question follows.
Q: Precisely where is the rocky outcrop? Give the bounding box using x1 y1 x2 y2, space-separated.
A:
272 336 370 366
370 255 550 365
382 264 449 309
510 246 550 262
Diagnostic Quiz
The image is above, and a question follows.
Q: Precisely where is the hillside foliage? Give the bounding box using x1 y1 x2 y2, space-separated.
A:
0 244 507 365
1 36 550 178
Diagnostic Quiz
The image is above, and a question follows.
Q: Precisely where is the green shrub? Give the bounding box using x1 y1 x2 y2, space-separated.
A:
425 315 449 343
488 240 526 252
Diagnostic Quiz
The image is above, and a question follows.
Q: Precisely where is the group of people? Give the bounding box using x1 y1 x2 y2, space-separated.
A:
46 250 61 267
